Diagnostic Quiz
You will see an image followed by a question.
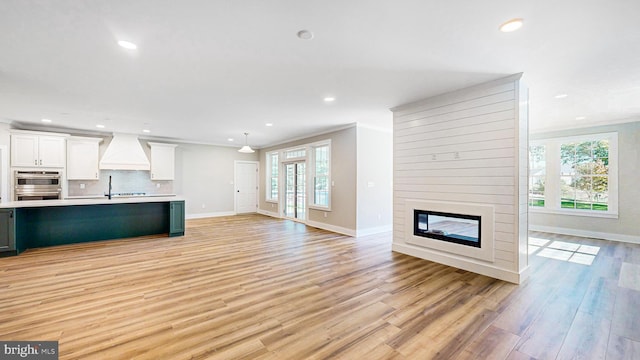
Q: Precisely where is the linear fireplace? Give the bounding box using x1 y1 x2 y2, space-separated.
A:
403 200 495 262
414 210 481 248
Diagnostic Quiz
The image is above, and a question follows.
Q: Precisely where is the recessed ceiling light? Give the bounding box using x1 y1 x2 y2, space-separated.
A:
142 129 151 133
575 116 586 120
499 18 524 32
297 30 314 40
324 97 335 102
41 118 52 123
265 123 273 127
96 124 105 129
117 40 137 50
228 138 234 142
555 93 568 99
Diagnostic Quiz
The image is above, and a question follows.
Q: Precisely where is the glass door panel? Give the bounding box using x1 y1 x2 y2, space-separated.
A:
285 163 295 218
284 162 306 220
296 163 306 220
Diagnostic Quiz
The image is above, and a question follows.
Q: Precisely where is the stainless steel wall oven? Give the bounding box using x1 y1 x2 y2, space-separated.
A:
14 171 62 201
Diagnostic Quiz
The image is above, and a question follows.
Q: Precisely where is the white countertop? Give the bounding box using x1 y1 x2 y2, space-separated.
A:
64 194 177 200
0 195 185 209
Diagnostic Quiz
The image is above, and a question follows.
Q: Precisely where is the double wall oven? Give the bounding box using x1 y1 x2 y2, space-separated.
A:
14 171 62 201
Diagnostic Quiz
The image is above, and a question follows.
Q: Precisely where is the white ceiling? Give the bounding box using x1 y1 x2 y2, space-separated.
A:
1 0 639 148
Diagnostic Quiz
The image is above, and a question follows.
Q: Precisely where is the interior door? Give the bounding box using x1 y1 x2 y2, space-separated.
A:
284 162 306 220
235 161 258 214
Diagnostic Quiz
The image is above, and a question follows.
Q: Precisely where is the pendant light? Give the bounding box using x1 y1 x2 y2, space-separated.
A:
238 132 255 153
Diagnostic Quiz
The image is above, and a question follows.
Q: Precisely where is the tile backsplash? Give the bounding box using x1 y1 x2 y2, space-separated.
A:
67 170 173 196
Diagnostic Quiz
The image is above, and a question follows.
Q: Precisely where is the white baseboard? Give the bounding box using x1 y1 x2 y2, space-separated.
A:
306 220 356 237
356 225 393 237
530 224 640 244
257 209 280 218
392 243 527 284
256 209 356 237
186 211 236 220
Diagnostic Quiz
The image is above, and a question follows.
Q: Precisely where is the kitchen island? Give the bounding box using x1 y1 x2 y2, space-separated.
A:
0 196 185 256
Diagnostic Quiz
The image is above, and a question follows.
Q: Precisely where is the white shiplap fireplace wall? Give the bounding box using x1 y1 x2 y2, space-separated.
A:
391 74 529 284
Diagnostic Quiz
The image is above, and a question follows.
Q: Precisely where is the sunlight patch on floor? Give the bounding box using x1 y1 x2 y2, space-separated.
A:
529 237 550 247
529 238 600 266
548 241 580 252
538 248 573 261
619 263 640 291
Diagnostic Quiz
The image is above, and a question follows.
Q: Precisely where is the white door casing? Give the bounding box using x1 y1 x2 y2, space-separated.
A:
235 161 258 214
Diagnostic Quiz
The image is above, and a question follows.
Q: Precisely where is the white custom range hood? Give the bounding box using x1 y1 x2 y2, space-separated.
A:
99 133 150 171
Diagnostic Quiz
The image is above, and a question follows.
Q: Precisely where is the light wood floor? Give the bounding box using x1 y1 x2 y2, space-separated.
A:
1 215 639 359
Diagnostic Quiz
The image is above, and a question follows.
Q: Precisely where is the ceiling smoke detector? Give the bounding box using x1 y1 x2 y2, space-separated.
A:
297 30 314 40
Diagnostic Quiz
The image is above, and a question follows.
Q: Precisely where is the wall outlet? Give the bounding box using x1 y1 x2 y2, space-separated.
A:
271 203 275 208
156 183 161 188
324 212 328 218
201 204 206 209
80 183 85 189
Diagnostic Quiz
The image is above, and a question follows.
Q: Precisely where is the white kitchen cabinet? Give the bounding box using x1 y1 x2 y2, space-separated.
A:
67 137 103 180
11 132 68 167
148 142 177 180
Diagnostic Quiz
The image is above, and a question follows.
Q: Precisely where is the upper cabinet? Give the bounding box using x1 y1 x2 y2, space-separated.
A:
11 131 68 168
67 137 103 180
148 142 177 180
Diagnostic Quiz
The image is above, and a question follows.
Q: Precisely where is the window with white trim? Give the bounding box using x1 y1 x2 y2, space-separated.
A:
529 132 618 217
529 144 546 207
285 148 305 159
265 152 279 202
311 143 330 208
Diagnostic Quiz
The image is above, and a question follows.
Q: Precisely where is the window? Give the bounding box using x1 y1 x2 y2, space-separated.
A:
285 148 305 159
311 143 330 208
560 139 609 211
266 152 279 202
266 141 331 210
528 133 617 217
529 144 545 207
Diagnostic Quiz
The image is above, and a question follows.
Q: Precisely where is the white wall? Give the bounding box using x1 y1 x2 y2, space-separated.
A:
258 126 358 234
391 74 528 284
256 125 394 237
356 125 393 235
174 142 258 218
530 121 640 243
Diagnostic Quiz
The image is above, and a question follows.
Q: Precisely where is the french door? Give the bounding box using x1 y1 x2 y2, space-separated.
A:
284 161 306 221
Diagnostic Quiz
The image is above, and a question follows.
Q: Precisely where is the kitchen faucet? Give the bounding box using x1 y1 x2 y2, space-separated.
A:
107 175 112 199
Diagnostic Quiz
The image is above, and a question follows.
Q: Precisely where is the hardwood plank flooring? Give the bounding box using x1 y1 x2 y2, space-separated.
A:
0 215 639 359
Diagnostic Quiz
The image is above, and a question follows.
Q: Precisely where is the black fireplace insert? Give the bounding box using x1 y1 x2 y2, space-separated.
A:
413 210 481 248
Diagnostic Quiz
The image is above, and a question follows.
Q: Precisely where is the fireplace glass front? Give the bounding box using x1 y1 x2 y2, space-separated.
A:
413 210 481 248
